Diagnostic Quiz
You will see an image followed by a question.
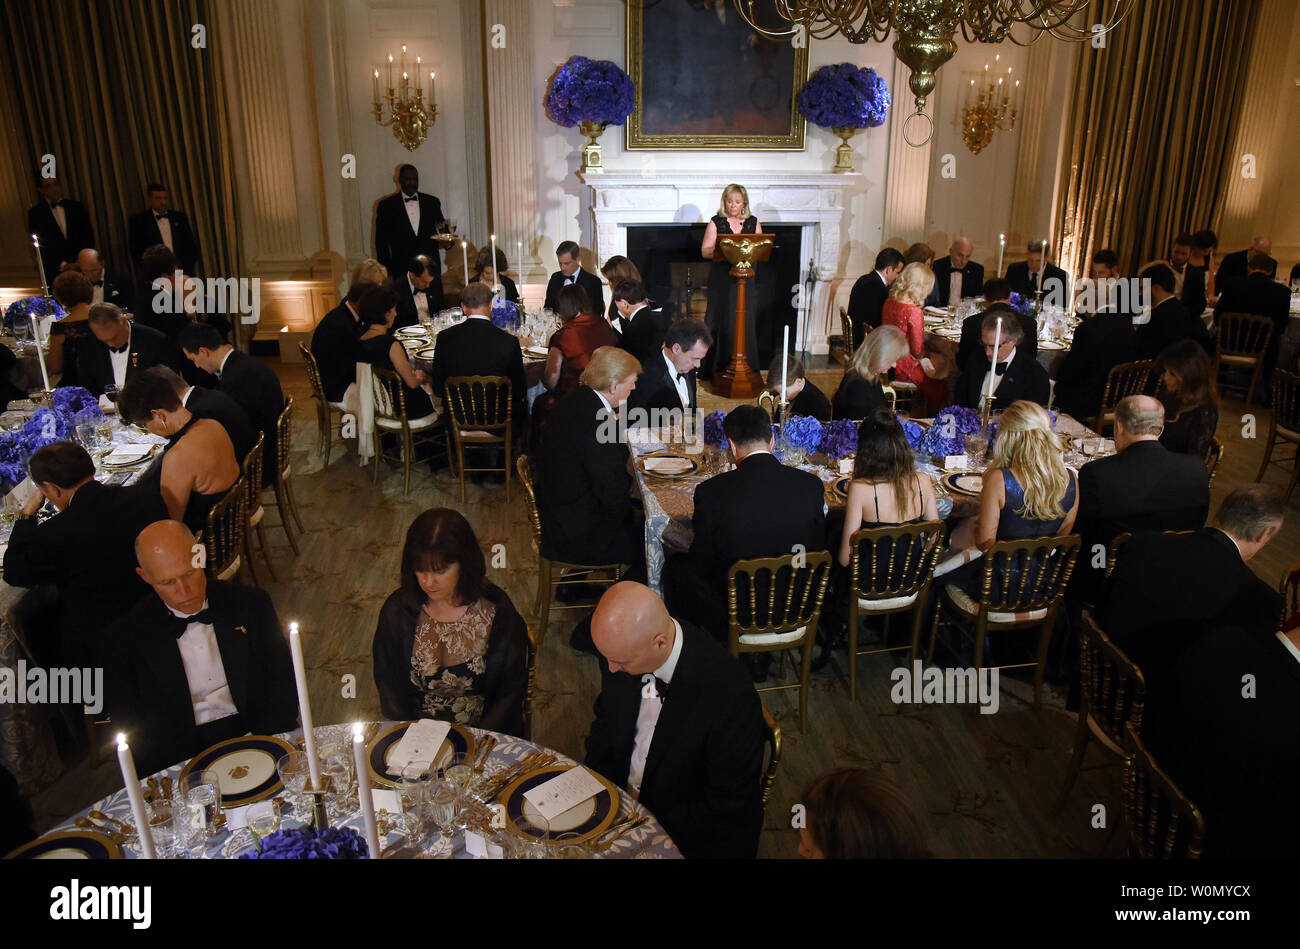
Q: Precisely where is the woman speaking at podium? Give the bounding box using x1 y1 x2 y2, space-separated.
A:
700 183 762 382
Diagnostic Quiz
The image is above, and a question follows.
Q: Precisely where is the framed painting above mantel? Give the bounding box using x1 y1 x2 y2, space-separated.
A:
625 0 808 150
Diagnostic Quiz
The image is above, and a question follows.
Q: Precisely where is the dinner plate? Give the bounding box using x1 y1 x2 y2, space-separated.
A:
5 830 122 860
941 472 984 497
367 721 475 789
832 476 852 499
1038 339 1068 351
501 765 620 842
636 454 699 479
394 327 429 338
524 345 549 359
101 446 154 468
179 734 297 807
923 306 948 317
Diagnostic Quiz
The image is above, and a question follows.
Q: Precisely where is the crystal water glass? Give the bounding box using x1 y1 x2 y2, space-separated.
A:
276 752 312 821
179 770 222 849
147 800 179 858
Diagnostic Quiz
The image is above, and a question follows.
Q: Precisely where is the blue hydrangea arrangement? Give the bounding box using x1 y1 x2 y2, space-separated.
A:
490 299 521 331
544 56 635 127
819 418 858 459
239 825 369 860
796 64 891 130
4 296 67 334
901 420 925 451
782 415 825 453
0 388 104 492
703 410 726 447
916 405 982 458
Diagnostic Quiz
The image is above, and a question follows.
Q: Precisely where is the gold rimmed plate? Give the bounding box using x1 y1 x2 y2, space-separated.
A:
941 472 984 497
501 765 620 842
636 453 698 479
6 830 122 860
1038 338 1068 351
100 445 155 468
832 476 852 499
179 734 296 808
367 721 475 789
394 326 429 338
524 345 550 359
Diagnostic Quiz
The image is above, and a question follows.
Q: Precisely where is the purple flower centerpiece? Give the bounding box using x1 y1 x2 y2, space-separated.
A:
490 299 521 332
52 386 102 420
4 296 67 334
0 387 105 493
797 64 891 173
544 56 635 175
240 825 369 860
901 420 925 451
782 416 825 459
916 405 981 459
819 418 858 460
703 410 727 447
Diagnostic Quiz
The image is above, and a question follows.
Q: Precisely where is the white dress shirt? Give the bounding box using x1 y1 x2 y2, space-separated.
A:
409 276 430 322
628 620 684 795
50 201 67 236
109 324 132 388
92 280 104 305
403 193 420 234
979 345 1016 400
662 349 690 409
170 600 238 725
155 213 174 251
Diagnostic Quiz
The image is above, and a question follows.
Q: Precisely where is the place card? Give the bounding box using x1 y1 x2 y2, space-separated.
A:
224 800 275 831
464 830 504 859
372 788 402 814
523 766 604 823
837 458 854 475
385 719 450 778
944 454 968 470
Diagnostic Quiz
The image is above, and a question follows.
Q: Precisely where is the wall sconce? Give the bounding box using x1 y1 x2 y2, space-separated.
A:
373 45 437 151
961 55 1019 155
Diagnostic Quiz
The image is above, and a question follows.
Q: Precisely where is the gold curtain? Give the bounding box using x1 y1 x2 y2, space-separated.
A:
1055 0 1262 277
0 0 241 331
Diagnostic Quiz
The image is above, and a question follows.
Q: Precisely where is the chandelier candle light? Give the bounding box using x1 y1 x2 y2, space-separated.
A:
373 44 437 151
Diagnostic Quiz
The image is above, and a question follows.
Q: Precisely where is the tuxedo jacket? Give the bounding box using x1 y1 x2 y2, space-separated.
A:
77 322 178 397
103 581 299 776
1053 311 1137 421
429 317 526 425
1136 297 1213 360
584 619 765 859
617 303 671 366
627 348 698 421
94 268 135 312
927 257 984 307
543 268 606 316
186 386 256 467
1213 249 1250 294
1214 273 1290 347
1097 528 1282 688
1005 261 1068 302
128 208 201 273
218 349 284 486
28 198 95 277
390 274 445 330
1069 441 1209 604
956 309 1037 370
673 452 827 638
374 192 444 276
1174 263 1206 319
310 302 363 403
2 480 166 668
954 346 1050 410
847 271 888 348
534 386 640 566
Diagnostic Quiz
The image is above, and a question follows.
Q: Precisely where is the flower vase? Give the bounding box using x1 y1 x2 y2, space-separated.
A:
578 121 607 175
831 126 860 174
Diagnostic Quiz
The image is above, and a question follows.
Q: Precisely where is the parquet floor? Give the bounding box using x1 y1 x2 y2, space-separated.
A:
29 357 1300 858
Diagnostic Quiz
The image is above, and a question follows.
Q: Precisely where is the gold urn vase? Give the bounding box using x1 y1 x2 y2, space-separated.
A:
831 126 860 174
578 121 607 175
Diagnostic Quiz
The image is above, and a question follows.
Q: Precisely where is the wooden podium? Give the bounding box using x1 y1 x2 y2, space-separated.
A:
711 232 772 399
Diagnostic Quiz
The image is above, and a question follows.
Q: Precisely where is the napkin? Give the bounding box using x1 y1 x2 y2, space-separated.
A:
643 456 693 474
384 719 450 778
98 394 115 412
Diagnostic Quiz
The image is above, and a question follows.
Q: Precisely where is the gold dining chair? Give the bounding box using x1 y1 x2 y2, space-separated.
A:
1090 359 1153 433
523 624 539 741
204 475 247 583
1278 561 1300 633
445 375 513 502
1214 312 1273 405
1255 370 1300 501
239 432 273 584
1121 722 1205 859
927 535 1081 708
267 397 303 552
838 305 856 359
760 706 782 814
847 520 946 701
1204 437 1224 485
298 342 346 467
727 551 832 732
371 367 443 496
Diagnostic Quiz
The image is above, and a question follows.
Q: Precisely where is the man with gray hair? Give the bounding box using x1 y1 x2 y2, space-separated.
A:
1214 234 1271 292
1070 394 1211 605
927 235 984 307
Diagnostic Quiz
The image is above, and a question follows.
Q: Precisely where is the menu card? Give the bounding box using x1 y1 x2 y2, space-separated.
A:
384 720 451 778
523 766 604 823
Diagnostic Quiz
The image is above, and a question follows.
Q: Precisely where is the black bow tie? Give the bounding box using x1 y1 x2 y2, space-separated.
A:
108 343 129 354
652 676 669 699
565 275 576 284
92 280 104 287
166 607 214 638
155 213 168 220
49 199 63 208
404 195 418 203
675 371 688 384
994 361 1009 374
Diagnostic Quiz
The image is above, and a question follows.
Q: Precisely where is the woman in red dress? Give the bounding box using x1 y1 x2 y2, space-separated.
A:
881 261 946 413
531 284 617 441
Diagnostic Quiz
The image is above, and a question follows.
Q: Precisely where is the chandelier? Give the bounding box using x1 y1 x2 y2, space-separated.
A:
373 45 438 151
733 0 1133 145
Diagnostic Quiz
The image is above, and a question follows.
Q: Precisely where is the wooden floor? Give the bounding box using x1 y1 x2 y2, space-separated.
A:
29 357 1300 858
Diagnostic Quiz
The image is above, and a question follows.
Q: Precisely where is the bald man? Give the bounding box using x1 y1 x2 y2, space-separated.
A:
1215 235 1271 295
103 520 297 774
927 236 984 307
75 248 134 311
584 582 765 858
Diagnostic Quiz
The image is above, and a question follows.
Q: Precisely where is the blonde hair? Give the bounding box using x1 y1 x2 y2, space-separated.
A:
601 255 641 286
717 184 752 220
987 401 1070 521
581 346 642 392
852 325 908 383
352 258 389 286
890 262 934 306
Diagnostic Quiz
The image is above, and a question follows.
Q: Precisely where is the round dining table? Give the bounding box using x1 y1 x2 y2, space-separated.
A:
32 723 681 860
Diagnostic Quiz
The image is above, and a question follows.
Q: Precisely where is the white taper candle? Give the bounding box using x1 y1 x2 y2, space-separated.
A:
986 316 1003 403
353 723 381 859
116 734 156 859
287 622 323 794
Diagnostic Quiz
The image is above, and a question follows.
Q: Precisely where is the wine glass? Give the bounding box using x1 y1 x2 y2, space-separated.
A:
426 779 458 837
247 800 280 841
103 384 119 406
276 752 312 821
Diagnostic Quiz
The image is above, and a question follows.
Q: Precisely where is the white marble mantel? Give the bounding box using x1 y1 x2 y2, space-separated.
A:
584 171 859 354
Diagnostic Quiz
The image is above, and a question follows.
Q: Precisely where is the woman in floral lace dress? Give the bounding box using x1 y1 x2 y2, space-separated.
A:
373 508 529 736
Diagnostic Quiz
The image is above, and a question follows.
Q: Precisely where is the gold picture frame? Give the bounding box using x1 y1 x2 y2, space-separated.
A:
625 1 808 150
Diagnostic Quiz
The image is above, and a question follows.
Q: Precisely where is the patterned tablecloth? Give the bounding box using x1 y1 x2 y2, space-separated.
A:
46 724 681 860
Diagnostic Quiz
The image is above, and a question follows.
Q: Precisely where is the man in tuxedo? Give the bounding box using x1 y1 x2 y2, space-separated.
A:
103 520 298 776
28 176 95 279
926 237 984 307
128 184 201 275
391 254 441 330
847 247 905 349
1005 240 1068 305
534 346 644 569
373 165 445 306
626 319 712 424
75 248 134 311
1069 396 1209 605
1055 256 1138 421
612 279 670 364
955 278 1037 370
1135 263 1213 359
1214 235 1270 294
1213 253 1290 384
310 280 373 403
664 405 827 652
2 443 166 669
78 303 180 398
584 581 765 859
150 365 256 466
1167 234 1206 319
954 305 1050 410
543 240 605 315
429 281 526 428
179 323 284 485
1097 484 1284 691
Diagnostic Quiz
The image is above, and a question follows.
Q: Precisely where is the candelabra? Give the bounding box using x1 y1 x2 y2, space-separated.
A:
962 59 1019 154
373 45 438 151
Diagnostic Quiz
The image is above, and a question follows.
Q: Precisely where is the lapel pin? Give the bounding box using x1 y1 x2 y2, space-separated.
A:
235 625 248 636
